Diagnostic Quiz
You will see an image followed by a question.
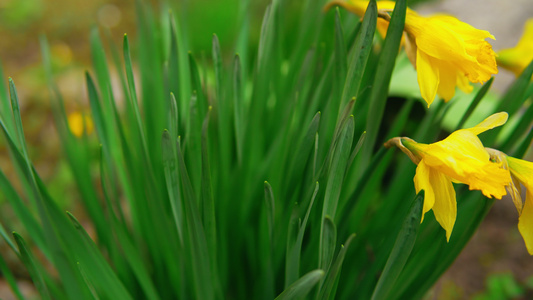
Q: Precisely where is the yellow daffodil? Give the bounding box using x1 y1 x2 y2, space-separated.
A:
497 18 533 77
385 112 511 241
67 111 94 138
323 1 405 39
486 148 533 255
325 1 498 107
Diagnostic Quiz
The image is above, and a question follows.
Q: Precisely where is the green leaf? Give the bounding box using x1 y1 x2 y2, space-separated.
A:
341 0 377 106
320 116 354 243
333 8 347 107
319 216 337 273
275 270 325 300
264 181 276 243
232 54 244 165
176 137 214 300
371 191 423 300
285 182 319 288
454 77 493 130
317 233 356 300
162 130 184 245
13 232 51 300
359 0 406 171
0 252 26 300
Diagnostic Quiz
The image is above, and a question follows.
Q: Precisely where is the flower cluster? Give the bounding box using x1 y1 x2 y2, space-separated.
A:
327 0 533 255
326 0 498 107
385 112 532 255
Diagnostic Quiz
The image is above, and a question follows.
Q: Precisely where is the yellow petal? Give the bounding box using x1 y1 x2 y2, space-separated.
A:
465 112 508 135
429 14 494 41
414 160 456 241
497 19 533 77
423 130 510 199
456 72 473 94
507 156 533 189
435 59 457 102
518 191 533 255
416 50 439 107
324 0 367 16
405 14 470 63
414 160 435 222
429 168 456 242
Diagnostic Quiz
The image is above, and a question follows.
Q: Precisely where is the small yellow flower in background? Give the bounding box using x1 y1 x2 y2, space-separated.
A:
385 112 510 241
325 1 498 107
486 149 533 255
497 18 533 77
67 111 94 138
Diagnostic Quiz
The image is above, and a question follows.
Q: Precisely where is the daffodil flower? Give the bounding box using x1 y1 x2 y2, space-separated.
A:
497 18 533 77
325 1 498 107
67 111 94 138
323 1 404 39
385 112 511 241
486 148 533 255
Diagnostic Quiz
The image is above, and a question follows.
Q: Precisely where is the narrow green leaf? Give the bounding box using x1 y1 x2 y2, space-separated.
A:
264 181 275 243
188 52 207 116
0 252 26 300
64 212 133 300
320 115 354 229
346 131 366 170
176 137 214 300
13 232 51 300
8 78 28 156
514 127 533 159
275 270 325 300
318 234 356 300
371 191 424 300
333 8 347 106
319 216 337 272
286 111 321 196
341 0 377 106
123 34 151 165
169 93 179 143
454 77 493 130
501 101 533 153
359 0 406 170
162 130 184 245
233 54 244 166
201 106 220 298
285 182 319 288
498 59 533 114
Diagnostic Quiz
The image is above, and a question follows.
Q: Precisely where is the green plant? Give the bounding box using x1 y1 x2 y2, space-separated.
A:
0 0 531 299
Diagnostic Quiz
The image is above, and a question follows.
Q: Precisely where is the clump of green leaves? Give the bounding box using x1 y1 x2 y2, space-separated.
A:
0 0 532 299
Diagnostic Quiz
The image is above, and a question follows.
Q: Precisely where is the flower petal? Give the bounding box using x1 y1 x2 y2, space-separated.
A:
465 112 508 135
424 130 510 199
414 160 457 241
428 14 494 40
416 50 439 107
406 14 470 62
414 160 435 222
435 59 457 102
429 169 456 242
518 191 533 255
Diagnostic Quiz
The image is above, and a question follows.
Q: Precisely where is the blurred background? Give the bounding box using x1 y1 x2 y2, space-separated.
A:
0 0 531 299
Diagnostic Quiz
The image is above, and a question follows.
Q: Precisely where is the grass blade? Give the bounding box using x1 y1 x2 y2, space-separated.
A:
341 0 377 106
317 233 356 300
359 0 406 170
371 191 423 300
275 270 325 300
13 233 51 300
